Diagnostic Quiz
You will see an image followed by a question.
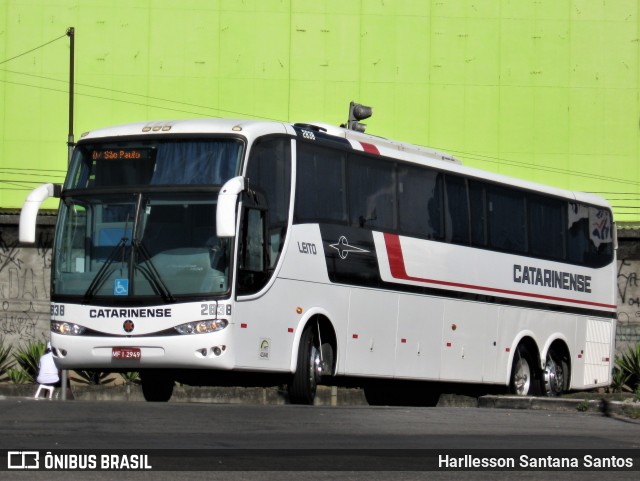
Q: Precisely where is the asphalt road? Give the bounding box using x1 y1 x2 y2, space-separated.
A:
0 398 638 481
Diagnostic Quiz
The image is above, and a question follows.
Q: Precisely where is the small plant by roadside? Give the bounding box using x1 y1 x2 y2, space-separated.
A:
576 399 589 412
0 336 15 383
6 368 30 384
615 343 640 393
119 371 140 385
12 339 46 384
609 367 630 393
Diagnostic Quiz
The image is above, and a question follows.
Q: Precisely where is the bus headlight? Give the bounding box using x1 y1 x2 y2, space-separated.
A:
51 321 86 335
174 319 228 335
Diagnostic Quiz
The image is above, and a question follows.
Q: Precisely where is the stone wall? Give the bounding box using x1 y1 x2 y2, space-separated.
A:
1 215 638 357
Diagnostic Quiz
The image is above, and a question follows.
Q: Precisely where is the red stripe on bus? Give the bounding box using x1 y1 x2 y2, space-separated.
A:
382 233 616 311
360 142 379 155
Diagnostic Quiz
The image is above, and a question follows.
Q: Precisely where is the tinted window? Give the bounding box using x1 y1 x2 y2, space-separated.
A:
487 186 526 253
567 203 613 268
295 143 347 224
444 175 469 244
245 137 292 269
397 164 443 239
529 196 564 259
347 155 396 231
469 181 486 247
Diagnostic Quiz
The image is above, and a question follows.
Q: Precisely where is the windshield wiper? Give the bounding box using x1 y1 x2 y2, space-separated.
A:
83 237 128 300
133 240 176 303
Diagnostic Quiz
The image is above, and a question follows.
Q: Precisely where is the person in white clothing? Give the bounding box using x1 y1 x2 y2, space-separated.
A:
37 342 60 387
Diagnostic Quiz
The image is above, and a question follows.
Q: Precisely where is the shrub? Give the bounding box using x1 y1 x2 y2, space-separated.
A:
610 367 631 393
576 399 589 412
12 339 47 384
615 343 640 392
7 367 30 384
119 371 140 385
0 336 15 383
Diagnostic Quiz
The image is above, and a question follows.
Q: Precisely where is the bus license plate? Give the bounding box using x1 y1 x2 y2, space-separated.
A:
112 347 141 360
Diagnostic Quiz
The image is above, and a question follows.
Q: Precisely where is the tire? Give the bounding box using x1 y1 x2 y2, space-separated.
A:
141 370 174 402
288 326 321 405
544 350 569 397
510 346 540 396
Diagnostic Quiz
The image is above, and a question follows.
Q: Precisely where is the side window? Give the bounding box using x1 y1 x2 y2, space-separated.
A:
294 143 347 223
347 155 396 230
237 207 268 295
469 181 486 247
529 196 565 260
244 137 292 269
487 186 526 254
239 137 291 295
59 202 88 273
397 164 443 239
567 203 613 268
444 175 470 244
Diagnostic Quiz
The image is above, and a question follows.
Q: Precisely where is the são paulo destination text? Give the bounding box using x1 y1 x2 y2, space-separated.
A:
439 454 633 469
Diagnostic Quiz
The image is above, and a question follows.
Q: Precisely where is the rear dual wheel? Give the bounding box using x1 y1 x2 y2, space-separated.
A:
544 350 569 397
509 346 540 396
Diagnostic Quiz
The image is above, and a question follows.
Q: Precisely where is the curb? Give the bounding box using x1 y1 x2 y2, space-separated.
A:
1 384 639 418
70 384 369 406
478 395 640 419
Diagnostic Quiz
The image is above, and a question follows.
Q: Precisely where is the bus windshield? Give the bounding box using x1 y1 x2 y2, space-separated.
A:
53 138 243 300
54 192 230 299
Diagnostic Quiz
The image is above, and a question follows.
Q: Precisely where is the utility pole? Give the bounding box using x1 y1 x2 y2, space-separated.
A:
61 27 75 400
67 27 75 165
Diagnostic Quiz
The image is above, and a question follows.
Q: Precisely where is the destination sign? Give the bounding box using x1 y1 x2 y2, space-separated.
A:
92 149 151 161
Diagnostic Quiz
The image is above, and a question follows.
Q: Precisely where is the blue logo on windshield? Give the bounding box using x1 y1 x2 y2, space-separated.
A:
114 279 129 296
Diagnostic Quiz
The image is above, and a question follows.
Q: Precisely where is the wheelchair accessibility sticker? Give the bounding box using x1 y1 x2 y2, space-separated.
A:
114 279 129 296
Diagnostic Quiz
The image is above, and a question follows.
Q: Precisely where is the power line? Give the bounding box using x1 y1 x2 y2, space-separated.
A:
0 34 67 66
1 51 640 191
0 166 66 171
437 147 640 188
0 69 284 121
0 171 66 178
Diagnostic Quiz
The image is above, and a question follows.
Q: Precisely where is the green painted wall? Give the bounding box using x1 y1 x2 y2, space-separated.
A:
1 0 639 219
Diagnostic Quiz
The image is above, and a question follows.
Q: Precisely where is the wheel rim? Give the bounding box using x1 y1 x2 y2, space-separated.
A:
513 357 531 395
544 355 563 396
309 345 322 390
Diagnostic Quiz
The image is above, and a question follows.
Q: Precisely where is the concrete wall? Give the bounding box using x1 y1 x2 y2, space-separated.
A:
1 215 638 359
615 229 640 353
0 215 54 347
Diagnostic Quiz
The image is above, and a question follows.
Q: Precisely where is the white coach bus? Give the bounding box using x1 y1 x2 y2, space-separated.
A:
19 117 616 404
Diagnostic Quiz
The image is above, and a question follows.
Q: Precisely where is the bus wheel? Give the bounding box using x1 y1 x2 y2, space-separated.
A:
288 327 322 405
544 350 568 397
510 346 539 396
141 370 174 402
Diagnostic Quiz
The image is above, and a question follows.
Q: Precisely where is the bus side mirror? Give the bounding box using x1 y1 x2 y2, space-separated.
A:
216 176 246 238
19 183 61 244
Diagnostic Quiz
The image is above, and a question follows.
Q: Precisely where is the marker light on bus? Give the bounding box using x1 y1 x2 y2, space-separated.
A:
51 321 86 336
174 319 228 335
